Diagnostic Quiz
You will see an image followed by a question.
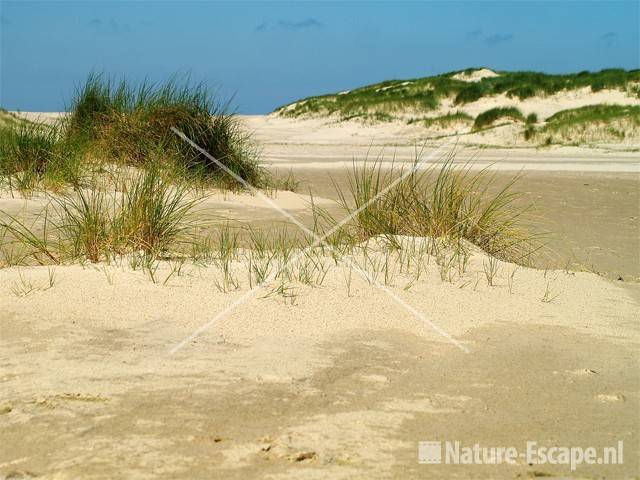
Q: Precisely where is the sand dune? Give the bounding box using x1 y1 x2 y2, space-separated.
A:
1 238 639 478
1 108 639 479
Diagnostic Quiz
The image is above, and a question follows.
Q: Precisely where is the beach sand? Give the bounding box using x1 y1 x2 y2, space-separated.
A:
1 114 639 479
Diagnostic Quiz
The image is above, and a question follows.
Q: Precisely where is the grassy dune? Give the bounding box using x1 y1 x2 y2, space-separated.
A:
1 147 541 296
0 74 265 194
274 68 640 120
533 105 640 144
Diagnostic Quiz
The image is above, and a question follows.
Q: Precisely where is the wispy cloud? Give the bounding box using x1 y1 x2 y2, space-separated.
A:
600 32 617 48
467 29 482 39
254 21 268 33
278 18 322 30
88 17 129 33
255 18 323 33
485 33 514 46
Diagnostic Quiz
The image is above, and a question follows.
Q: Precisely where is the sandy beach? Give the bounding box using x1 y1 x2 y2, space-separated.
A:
3 0 640 475
2 109 640 478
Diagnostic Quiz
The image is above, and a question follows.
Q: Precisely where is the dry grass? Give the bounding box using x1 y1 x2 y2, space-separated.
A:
1 149 543 302
316 152 542 264
1 166 203 265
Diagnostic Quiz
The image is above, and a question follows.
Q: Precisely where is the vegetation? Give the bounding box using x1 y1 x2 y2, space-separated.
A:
63 74 263 186
1 167 203 265
473 107 525 130
408 112 473 129
2 151 541 296
537 104 640 143
544 104 640 127
0 109 30 128
0 73 267 194
0 120 84 192
274 68 640 120
315 154 541 264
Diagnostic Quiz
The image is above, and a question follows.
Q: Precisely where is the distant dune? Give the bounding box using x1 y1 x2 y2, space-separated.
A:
272 68 640 148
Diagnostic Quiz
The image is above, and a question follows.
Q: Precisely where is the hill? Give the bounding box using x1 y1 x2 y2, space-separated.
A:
272 68 640 147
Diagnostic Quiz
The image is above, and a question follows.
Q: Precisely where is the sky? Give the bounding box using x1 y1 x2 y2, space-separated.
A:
1 1 638 113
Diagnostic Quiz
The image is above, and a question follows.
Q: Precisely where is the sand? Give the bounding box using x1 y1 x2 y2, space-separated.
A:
451 68 500 82
1 239 639 478
1 113 639 479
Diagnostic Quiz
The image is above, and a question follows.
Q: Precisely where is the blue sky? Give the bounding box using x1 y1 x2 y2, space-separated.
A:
1 1 638 113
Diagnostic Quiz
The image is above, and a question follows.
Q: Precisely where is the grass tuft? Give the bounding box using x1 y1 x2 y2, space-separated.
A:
63 73 265 188
408 112 473 129
1 167 203 264
320 152 542 263
473 107 525 130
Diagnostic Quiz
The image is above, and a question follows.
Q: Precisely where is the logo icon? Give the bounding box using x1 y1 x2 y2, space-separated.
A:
418 441 442 464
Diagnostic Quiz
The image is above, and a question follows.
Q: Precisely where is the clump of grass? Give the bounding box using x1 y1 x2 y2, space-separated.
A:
62 73 265 188
1 74 264 194
408 112 473 129
473 107 525 130
523 113 538 141
266 170 300 193
545 104 640 127
322 152 541 263
1 166 203 264
0 121 84 193
0 109 30 128
340 112 397 123
0 121 56 190
454 84 485 105
539 104 640 143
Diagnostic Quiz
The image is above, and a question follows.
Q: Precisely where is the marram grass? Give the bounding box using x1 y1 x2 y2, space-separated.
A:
63 73 265 188
0 73 268 194
315 151 543 264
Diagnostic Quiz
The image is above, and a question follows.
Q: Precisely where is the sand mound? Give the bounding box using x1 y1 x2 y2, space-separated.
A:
1 238 638 478
451 68 499 82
